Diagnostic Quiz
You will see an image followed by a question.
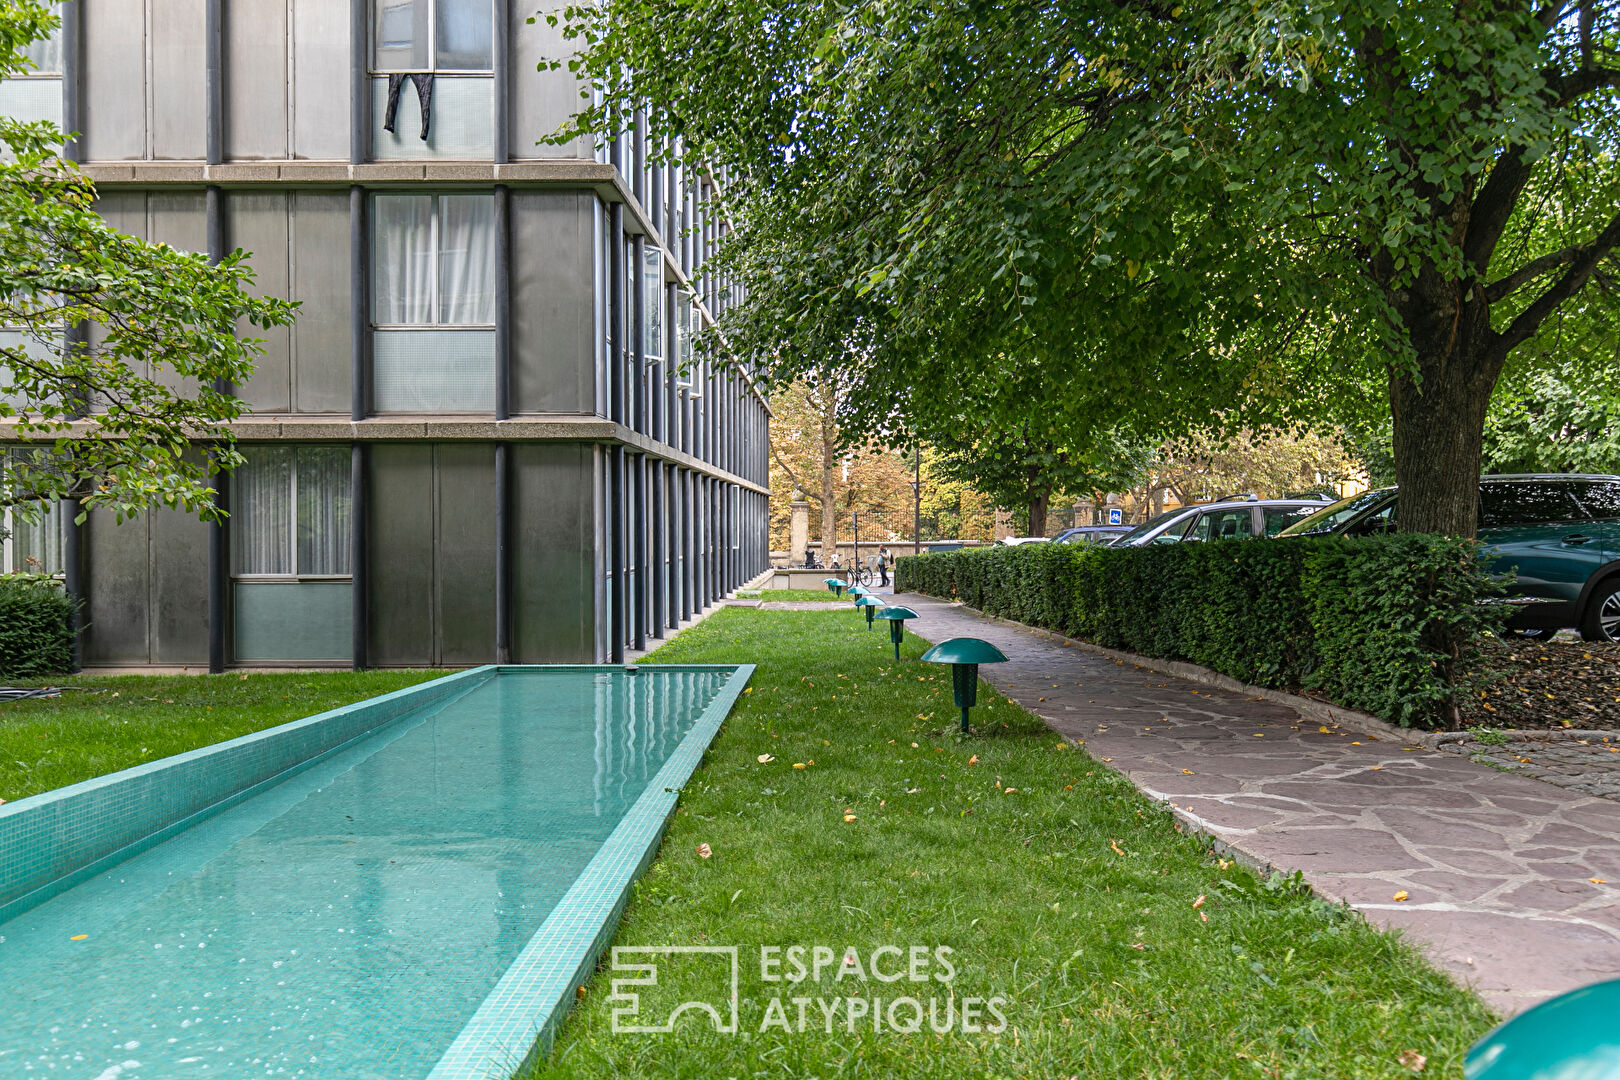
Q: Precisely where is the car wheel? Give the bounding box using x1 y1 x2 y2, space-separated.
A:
1580 580 1620 643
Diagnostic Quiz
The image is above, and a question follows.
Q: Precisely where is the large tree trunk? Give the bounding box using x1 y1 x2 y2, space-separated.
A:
1389 285 1503 538
819 388 838 560
1026 473 1049 537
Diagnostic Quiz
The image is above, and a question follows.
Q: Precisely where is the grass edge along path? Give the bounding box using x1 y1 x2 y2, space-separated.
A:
525 607 1495 1080
0 670 447 802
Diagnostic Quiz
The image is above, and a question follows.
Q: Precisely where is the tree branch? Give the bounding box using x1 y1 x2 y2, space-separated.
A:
1485 244 1581 302
1495 203 1620 358
1464 146 1535 273
769 443 818 503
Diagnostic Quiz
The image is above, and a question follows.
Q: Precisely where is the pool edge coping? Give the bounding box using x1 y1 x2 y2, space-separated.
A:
425 662 757 1080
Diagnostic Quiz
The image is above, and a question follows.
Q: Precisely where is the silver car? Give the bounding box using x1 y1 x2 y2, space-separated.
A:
1110 496 1335 547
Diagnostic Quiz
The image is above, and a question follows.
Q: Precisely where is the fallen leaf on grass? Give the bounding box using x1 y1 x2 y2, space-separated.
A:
1392 890 1409 902
843 814 857 823
793 762 806 770
1110 840 1126 857
757 754 775 764
1217 859 1232 870
1398 1049 1426 1072
1192 895 1205 909
696 843 712 859
968 754 979 766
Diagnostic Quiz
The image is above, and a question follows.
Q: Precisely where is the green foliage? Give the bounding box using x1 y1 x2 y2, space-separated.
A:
897 538 1502 730
0 1 296 531
0 574 77 678
550 0 1620 537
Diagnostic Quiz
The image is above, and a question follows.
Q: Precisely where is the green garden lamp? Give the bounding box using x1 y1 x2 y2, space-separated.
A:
874 605 919 660
920 637 1009 733
824 577 846 598
1466 979 1620 1079
848 584 869 598
855 593 884 629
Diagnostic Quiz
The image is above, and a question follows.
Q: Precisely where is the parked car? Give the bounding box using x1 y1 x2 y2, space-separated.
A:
1109 495 1336 548
1276 474 1620 642
1000 536 1050 545
1052 525 1133 546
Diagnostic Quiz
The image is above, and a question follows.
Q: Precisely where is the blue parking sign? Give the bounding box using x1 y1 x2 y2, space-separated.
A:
1108 508 1122 525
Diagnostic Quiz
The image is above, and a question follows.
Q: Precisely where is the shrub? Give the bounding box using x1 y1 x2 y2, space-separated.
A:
0 574 79 678
895 536 1501 730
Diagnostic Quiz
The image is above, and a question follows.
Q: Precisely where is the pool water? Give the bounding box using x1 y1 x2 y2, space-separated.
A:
0 668 731 1079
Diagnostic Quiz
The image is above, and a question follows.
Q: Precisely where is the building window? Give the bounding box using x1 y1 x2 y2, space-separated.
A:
233 446 351 577
643 245 664 363
2 449 64 575
232 446 353 663
371 193 496 412
375 0 492 72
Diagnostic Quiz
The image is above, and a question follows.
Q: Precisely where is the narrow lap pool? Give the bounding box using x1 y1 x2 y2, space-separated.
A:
0 665 751 1079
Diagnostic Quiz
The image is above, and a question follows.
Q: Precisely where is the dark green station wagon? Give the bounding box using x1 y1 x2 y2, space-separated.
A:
1277 474 1620 642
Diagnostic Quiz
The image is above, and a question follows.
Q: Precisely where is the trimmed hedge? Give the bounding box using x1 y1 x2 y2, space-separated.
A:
0 575 79 679
895 536 1502 730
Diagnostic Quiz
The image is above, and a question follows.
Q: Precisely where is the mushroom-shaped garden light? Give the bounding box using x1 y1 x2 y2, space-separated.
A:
824 577 846 598
920 637 1009 733
874 605 919 660
854 593 884 629
1465 979 1620 1079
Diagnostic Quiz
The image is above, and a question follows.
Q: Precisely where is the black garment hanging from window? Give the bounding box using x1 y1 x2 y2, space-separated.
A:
383 73 434 140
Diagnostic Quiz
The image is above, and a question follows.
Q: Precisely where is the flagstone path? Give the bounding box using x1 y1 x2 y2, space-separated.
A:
898 593 1620 1016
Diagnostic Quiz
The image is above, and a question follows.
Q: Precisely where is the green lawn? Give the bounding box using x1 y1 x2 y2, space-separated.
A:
744 587 870 603
527 607 1494 1079
0 669 445 802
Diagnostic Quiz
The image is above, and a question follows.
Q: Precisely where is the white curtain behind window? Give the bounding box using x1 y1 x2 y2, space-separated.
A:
373 195 435 325
297 447 351 575
233 448 294 575
20 3 62 75
437 194 495 324
644 245 664 360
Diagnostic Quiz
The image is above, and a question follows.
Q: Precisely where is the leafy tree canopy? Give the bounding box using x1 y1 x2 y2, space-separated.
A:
0 1 294 534
551 0 1620 537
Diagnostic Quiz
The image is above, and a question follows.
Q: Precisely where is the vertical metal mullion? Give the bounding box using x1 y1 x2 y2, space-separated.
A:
632 454 646 651
351 187 368 420
206 0 222 164
494 0 510 164
494 186 510 420
206 186 227 673
350 0 368 165
610 445 626 662
61 0 80 161
429 197 441 324
494 442 510 662
609 205 625 425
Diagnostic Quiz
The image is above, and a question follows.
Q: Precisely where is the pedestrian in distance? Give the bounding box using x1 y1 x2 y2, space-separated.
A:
876 545 891 587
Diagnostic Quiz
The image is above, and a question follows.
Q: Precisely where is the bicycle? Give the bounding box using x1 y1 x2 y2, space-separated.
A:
848 565 875 587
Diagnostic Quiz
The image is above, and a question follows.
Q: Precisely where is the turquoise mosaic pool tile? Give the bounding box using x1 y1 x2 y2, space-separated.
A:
0 667 493 922
427 664 754 1080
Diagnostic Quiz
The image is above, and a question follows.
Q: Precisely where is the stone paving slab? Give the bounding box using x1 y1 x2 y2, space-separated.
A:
1441 737 1620 800
900 594 1620 1015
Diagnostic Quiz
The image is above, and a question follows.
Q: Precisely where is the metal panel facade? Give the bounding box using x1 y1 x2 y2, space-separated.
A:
512 191 594 414
290 192 353 413
82 513 150 663
148 509 210 664
513 443 597 662
508 8 591 160
366 443 435 665
150 0 207 159
290 0 350 160
434 444 497 665
230 192 293 412
224 0 289 160
82 0 146 160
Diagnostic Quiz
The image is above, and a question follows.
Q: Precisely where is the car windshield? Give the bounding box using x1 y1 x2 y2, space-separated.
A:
1114 507 1192 546
1276 489 1394 537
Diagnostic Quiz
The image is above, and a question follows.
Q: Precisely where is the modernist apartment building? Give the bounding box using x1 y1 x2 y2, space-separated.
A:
0 0 770 668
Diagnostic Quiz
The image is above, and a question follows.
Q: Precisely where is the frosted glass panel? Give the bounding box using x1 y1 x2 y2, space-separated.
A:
20 4 62 75
373 328 495 412
234 582 353 661
0 77 61 128
8 499 63 574
370 75 491 160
